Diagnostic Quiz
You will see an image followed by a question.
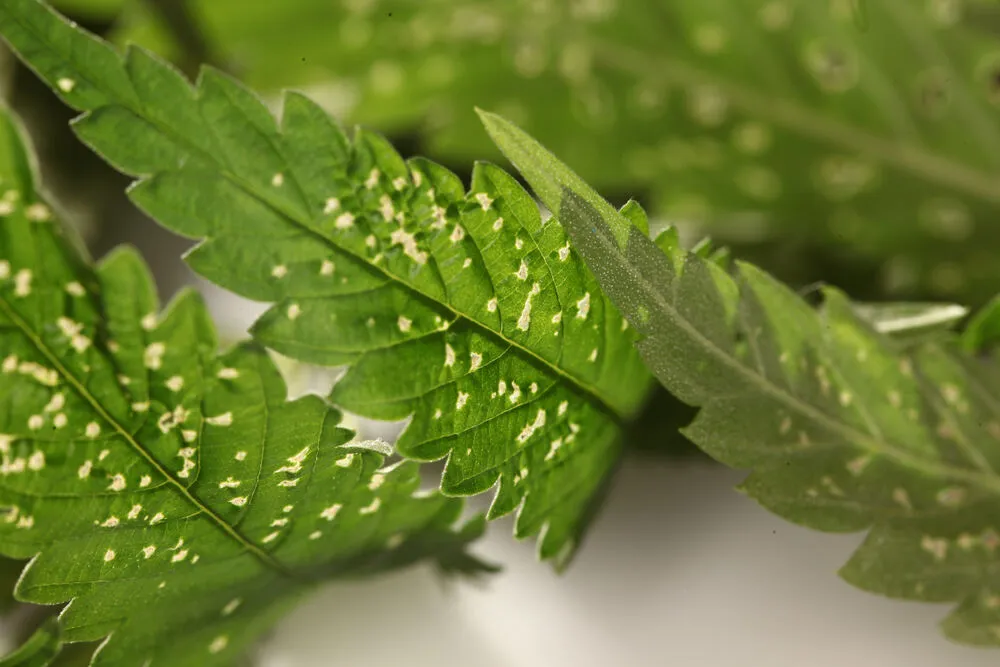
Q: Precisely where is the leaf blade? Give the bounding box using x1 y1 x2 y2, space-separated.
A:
483 111 1000 646
0 100 489 664
0 0 655 566
104 0 1000 303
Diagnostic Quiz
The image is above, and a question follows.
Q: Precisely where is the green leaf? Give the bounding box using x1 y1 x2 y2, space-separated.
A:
0 102 490 665
482 110 1000 647
849 301 969 342
110 0 1000 305
850 0 869 31
0 0 655 568
0 619 62 667
963 294 1000 353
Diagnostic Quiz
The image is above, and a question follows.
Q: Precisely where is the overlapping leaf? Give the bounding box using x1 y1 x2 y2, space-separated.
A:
964 294 1000 353
848 301 970 343
0 103 489 666
99 0 1000 305
0 620 61 667
0 0 656 567
481 111 1000 646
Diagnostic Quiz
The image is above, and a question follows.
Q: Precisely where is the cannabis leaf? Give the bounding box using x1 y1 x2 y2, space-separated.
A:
848 301 970 343
0 103 490 666
964 295 1000 353
482 110 1000 647
0 0 656 568
107 0 1000 305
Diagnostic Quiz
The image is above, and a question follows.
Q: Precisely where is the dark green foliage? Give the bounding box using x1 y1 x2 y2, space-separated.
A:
0 98 489 665
482 108 1000 647
0 0 659 568
2 1 999 659
104 0 1000 306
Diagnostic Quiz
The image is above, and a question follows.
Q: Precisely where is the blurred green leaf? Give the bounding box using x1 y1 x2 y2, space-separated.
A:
963 294 1000 353
850 301 969 341
0 620 61 667
109 0 1000 306
49 0 124 21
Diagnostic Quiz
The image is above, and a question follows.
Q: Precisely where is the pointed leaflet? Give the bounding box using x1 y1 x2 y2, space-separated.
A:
110 0 1000 304
0 105 490 665
482 111 1000 647
0 0 654 567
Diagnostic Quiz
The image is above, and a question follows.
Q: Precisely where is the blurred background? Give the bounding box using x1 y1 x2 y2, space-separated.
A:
1 0 999 664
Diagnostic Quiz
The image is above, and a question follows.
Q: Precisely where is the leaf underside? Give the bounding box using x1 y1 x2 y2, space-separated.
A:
481 110 1000 647
110 0 1000 304
0 102 489 666
848 301 970 343
0 0 657 568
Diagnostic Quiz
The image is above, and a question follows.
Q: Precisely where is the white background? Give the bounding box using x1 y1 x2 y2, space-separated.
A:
259 460 999 667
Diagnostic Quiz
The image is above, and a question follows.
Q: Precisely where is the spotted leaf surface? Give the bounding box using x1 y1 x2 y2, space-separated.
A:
0 0 655 568
106 0 1000 305
0 105 489 666
484 110 1000 647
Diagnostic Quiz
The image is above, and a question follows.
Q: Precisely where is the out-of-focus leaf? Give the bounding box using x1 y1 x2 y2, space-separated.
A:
110 0 1000 306
963 294 1000 353
0 619 61 667
49 0 123 21
851 302 969 341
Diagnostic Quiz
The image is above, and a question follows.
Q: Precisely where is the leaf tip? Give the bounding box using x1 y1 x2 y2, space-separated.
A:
474 107 515 143
97 243 149 276
472 106 494 122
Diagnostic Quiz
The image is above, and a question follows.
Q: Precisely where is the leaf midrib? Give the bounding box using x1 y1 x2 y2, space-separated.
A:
0 294 296 578
61 53 629 424
196 133 625 424
585 227 1000 496
223 165 627 423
